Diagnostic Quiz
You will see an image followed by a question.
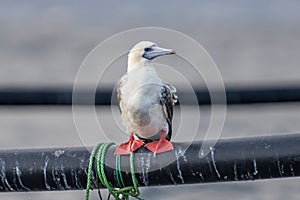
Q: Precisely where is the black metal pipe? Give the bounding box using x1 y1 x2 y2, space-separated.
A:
0 133 300 192
1 86 300 105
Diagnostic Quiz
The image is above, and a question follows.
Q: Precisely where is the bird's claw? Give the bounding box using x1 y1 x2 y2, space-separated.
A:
145 139 173 156
114 134 144 155
145 130 173 156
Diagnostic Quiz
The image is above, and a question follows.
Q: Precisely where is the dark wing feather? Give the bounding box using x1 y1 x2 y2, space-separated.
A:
160 83 178 141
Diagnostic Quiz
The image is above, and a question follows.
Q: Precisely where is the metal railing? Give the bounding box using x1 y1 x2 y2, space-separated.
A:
0 85 300 105
0 133 299 192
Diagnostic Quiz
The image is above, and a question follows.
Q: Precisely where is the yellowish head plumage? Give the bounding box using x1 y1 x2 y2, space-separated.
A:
127 41 175 72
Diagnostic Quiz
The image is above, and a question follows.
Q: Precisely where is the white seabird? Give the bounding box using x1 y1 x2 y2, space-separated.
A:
115 41 178 155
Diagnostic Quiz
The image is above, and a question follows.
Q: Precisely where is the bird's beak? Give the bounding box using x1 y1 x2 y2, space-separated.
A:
143 46 176 60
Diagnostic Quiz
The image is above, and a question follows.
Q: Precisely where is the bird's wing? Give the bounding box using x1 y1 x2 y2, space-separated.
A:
160 83 178 140
117 75 128 114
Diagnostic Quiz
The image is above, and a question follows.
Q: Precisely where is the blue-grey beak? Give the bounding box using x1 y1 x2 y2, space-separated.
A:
142 46 176 60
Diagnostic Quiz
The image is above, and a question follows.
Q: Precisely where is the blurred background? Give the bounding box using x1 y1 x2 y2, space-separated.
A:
1 0 300 199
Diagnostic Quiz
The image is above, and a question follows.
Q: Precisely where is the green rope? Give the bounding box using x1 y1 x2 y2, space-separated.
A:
85 143 143 200
115 155 125 188
86 143 103 200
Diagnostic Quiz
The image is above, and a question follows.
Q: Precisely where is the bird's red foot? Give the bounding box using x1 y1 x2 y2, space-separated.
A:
145 131 173 156
114 134 144 155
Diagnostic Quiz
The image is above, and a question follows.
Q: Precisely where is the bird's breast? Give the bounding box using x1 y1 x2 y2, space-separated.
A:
119 66 166 137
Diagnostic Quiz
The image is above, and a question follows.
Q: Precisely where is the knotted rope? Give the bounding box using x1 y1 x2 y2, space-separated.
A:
86 143 143 200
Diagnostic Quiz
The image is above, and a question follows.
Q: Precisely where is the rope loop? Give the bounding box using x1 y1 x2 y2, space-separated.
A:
86 143 143 200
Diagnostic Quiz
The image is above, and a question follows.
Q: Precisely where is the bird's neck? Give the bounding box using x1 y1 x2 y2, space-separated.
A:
127 54 150 72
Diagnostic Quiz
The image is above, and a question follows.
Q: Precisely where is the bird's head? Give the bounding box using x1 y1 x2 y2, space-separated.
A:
127 41 175 72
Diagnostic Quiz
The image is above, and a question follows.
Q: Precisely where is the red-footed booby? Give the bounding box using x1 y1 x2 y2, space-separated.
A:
115 41 177 155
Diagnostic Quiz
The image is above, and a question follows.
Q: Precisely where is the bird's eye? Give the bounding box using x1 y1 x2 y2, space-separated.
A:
144 47 151 52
